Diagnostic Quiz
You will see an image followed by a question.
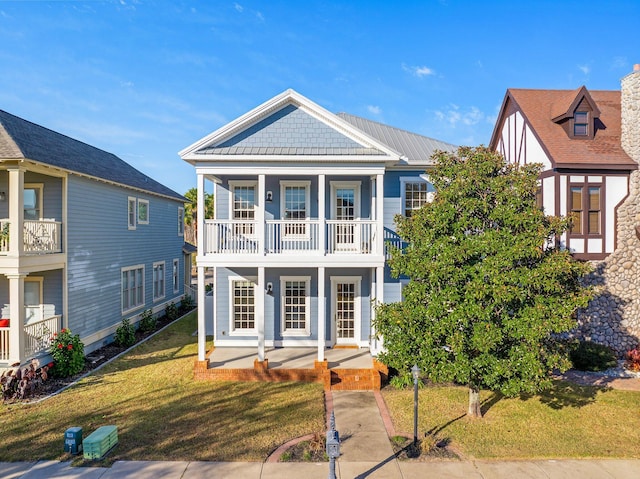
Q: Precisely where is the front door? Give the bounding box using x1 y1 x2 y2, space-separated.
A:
332 278 360 345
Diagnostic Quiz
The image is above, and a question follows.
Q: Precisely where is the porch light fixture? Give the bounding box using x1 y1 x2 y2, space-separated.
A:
266 282 273 294
0 192 5 201
266 191 273 202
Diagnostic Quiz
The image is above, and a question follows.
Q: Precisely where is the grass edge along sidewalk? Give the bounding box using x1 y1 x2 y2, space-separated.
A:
0 311 325 463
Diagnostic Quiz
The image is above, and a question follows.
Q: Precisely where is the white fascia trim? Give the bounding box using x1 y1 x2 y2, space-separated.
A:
194 164 386 177
178 89 402 162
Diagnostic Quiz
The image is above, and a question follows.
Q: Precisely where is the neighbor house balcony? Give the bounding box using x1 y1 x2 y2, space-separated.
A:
0 219 63 256
203 219 379 256
0 310 62 363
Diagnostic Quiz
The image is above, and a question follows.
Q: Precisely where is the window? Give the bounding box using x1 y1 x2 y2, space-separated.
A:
24 183 43 220
281 277 310 335
230 181 256 236
122 265 145 312
178 207 184 236
569 184 601 235
138 199 149 224
153 262 165 301
128 197 136 229
231 278 255 332
172 259 179 293
281 181 310 237
401 177 433 217
574 111 588 136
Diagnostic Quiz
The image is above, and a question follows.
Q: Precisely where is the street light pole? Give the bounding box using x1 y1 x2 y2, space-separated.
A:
411 364 420 446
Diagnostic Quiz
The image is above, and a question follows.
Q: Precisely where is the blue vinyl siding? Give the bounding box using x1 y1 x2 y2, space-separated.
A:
66 175 184 347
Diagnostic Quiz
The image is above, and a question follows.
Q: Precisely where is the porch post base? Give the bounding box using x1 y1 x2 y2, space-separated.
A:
314 359 328 371
254 358 269 372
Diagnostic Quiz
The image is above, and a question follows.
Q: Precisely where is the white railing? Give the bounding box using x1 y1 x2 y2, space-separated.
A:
0 314 61 362
184 284 198 305
203 219 378 255
0 327 8 362
0 219 62 255
327 220 376 254
266 220 320 253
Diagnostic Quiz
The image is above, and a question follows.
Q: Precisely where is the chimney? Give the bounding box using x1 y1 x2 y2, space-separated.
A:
621 64 640 162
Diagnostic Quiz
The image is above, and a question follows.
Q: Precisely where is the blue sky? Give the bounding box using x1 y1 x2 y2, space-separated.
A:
0 0 638 195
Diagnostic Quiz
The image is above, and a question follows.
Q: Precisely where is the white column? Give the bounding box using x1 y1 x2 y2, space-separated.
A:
257 174 265 255
211 266 217 342
8 274 25 365
257 266 265 361
317 266 325 361
196 173 205 252
7 165 24 257
374 266 385 354
197 265 206 361
376 174 384 255
318 174 326 254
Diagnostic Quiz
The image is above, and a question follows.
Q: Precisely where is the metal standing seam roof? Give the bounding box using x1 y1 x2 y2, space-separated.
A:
0 109 185 201
337 112 458 165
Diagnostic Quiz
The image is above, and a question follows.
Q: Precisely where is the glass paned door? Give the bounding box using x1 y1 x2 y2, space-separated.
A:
335 187 356 250
334 281 357 343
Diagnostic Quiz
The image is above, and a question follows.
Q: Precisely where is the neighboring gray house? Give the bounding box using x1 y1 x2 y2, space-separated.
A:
180 89 456 368
0 110 189 367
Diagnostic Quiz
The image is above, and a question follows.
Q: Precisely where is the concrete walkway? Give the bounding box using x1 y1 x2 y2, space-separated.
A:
3 389 640 478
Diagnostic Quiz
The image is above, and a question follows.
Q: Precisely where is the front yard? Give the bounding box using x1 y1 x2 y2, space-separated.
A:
383 382 640 459
0 311 325 463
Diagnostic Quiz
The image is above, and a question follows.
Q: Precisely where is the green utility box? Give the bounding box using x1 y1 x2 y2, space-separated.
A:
63 427 83 455
83 425 118 460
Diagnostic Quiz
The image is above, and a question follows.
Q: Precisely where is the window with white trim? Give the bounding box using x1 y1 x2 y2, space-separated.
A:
230 278 256 333
128 197 137 229
400 176 434 217
178 207 184 236
229 181 256 236
24 183 43 220
281 181 310 237
122 265 145 312
153 261 165 301
281 276 310 336
172 258 179 293
138 199 149 224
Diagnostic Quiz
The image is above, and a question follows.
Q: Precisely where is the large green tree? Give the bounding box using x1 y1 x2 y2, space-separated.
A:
374 146 593 418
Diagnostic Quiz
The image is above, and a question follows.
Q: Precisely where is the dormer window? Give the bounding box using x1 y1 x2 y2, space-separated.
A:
573 111 588 136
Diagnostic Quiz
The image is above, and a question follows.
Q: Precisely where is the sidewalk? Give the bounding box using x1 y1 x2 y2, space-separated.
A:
3 389 640 478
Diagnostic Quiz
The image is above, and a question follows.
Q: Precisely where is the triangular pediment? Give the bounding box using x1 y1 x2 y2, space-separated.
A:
179 89 400 162
551 86 601 122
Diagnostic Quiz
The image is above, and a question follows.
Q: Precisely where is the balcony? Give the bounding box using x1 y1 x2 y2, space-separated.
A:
0 219 63 255
203 219 378 256
0 312 62 363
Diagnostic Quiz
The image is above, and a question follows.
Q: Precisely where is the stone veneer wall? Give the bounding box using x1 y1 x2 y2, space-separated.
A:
577 68 640 354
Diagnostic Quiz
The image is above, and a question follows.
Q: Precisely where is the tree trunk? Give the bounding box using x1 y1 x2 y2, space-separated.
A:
468 385 482 418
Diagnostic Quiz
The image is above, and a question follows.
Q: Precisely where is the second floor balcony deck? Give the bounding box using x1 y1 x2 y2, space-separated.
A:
203 219 380 258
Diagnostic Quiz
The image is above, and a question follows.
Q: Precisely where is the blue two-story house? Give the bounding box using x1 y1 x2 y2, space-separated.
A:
0 110 189 368
180 89 456 369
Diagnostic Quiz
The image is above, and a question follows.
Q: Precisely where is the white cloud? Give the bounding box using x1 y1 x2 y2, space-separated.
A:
367 105 381 115
611 56 628 69
402 63 435 78
578 64 590 75
256 11 265 22
234 3 244 13
433 104 488 128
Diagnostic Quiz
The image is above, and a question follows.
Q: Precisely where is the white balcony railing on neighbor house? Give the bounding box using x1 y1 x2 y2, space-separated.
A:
0 219 62 255
0 313 61 362
203 219 377 255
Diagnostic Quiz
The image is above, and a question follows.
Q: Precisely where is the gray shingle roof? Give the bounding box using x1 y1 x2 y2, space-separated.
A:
337 112 458 165
0 109 184 201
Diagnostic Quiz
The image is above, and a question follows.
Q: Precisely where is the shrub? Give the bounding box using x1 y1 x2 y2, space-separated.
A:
115 318 136 348
181 294 195 311
569 340 617 372
625 347 640 371
165 302 179 321
49 328 85 378
138 309 156 333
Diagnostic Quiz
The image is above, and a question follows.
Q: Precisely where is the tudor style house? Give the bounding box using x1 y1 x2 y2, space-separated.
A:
180 89 456 367
0 110 190 368
489 65 640 353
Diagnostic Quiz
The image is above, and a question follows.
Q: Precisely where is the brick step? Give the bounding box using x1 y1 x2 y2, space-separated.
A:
330 368 381 390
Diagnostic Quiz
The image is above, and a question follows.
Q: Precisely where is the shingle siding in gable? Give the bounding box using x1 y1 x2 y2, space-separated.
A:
66 175 184 344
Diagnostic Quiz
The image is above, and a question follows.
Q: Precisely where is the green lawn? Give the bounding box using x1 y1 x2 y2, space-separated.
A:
0 311 325 463
382 382 640 459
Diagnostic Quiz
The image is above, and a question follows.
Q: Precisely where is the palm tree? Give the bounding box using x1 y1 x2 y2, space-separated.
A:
184 187 213 245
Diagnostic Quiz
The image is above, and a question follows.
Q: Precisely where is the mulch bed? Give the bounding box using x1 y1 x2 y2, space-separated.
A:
391 435 460 461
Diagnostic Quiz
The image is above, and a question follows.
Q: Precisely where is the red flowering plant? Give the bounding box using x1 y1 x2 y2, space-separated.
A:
626 347 640 372
49 328 85 378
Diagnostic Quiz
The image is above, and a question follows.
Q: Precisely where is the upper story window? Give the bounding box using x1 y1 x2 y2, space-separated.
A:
138 199 149 224
281 181 310 237
24 183 43 220
229 181 256 236
569 183 602 236
400 176 434 217
574 111 588 136
128 197 137 230
178 207 184 236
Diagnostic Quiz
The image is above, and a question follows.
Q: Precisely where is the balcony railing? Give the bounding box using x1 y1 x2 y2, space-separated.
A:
0 219 63 255
203 219 378 255
0 313 61 362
